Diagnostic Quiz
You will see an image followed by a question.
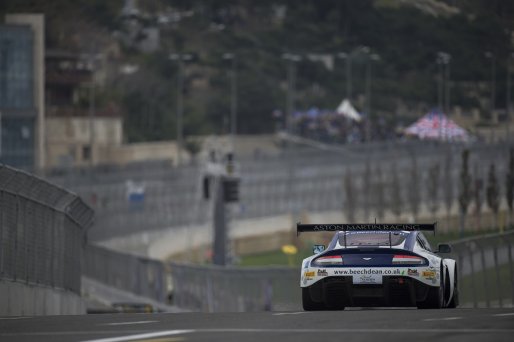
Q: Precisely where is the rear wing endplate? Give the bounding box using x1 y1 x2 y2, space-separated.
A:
296 223 436 236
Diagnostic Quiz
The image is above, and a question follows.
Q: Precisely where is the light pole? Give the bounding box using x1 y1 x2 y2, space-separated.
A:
0 110 2 158
365 53 380 118
507 53 514 140
169 53 192 166
436 52 451 114
337 52 352 100
223 53 237 149
87 51 98 170
282 53 301 135
485 52 496 119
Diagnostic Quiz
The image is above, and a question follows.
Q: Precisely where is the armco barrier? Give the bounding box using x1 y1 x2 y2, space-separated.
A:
84 230 514 312
0 164 94 315
450 230 514 308
84 244 168 303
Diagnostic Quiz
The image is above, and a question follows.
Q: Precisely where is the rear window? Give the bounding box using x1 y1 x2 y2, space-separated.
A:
338 231 407 247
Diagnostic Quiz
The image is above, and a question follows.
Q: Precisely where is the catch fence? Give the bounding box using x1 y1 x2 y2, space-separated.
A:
0 164 93 294
51 141 510 242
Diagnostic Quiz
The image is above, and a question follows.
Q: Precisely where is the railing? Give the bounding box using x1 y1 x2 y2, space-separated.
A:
451 230 514 308
83 230 514 311
0 164 93 294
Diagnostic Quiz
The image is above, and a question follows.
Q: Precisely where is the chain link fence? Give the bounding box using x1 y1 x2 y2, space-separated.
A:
47 141 510 242
0 164 93 294
84 230 514 311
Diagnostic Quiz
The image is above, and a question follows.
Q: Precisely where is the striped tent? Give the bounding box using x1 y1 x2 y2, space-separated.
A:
404 111 470 141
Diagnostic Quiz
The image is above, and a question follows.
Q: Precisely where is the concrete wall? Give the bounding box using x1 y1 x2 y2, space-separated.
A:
0 280 86 316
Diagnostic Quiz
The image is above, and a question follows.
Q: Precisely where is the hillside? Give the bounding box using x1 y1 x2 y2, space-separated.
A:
1 0 513 142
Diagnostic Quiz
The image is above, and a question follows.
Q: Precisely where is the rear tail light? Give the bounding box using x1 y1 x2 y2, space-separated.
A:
392 255 425 265
313 255 344 266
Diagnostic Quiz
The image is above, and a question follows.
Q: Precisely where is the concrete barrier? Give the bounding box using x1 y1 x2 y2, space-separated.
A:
0 279 86 316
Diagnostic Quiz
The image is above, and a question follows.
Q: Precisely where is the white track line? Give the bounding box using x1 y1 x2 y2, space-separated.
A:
493 313 514 317
81 330 193 342
101 321 159 326
423 317 462 321
0 317 31 320
272 312 307 316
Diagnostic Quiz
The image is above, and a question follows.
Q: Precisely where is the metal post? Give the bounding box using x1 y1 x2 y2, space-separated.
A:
177 59 184 166
492 55 496 116
365 57 370 117
231 57 237 139
89 58 95 169
213 177 227 266
286 59 293 134
492 240 503 307
291 60 297 135
0 110 2 158
507 56 511 141
478 242 490 307
347 55 352 100
170 53 192 166
445 55 451 115
282 54 301 136
468 244 478 308
437 58 443 111
503 235 514 307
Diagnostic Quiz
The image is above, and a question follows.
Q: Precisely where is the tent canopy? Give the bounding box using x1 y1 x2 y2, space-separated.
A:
336 99 362 122
404 111 470 141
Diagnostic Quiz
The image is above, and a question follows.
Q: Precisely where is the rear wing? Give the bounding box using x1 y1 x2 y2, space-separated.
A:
296 223 436 236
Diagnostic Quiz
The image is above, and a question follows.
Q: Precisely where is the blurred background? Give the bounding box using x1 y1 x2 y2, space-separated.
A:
1 0 514 315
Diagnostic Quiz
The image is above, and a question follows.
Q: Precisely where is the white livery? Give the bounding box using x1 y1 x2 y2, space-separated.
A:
298 223 459 310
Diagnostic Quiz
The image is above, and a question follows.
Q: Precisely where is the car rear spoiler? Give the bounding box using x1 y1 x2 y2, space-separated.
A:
296 223 436 236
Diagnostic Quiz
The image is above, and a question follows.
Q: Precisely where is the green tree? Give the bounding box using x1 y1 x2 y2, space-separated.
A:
487 163 500 229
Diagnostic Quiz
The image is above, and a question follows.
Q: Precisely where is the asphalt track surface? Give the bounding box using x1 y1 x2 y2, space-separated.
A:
1 308 514 342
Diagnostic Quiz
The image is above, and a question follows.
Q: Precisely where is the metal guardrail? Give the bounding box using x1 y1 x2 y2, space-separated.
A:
0 164 93 294
84 230 514 311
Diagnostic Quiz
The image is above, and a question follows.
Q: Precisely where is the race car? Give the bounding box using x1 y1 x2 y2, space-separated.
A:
298 223 458 310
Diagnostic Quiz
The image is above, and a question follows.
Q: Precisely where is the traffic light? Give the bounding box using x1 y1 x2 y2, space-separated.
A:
223 178 240 203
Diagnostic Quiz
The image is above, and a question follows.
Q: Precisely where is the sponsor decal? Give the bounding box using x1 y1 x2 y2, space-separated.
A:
408 268 419 277
317 269 328 277
311 224 425 232
304 271 315 277
422 270 436 278
334 268 402 276
401 270 406 276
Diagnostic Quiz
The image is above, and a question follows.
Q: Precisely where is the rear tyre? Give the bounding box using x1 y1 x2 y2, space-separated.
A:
447 270 459 308
302 288 325 311
417 265 445 309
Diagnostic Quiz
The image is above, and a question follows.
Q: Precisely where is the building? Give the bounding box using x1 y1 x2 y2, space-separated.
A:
0 14 45 171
